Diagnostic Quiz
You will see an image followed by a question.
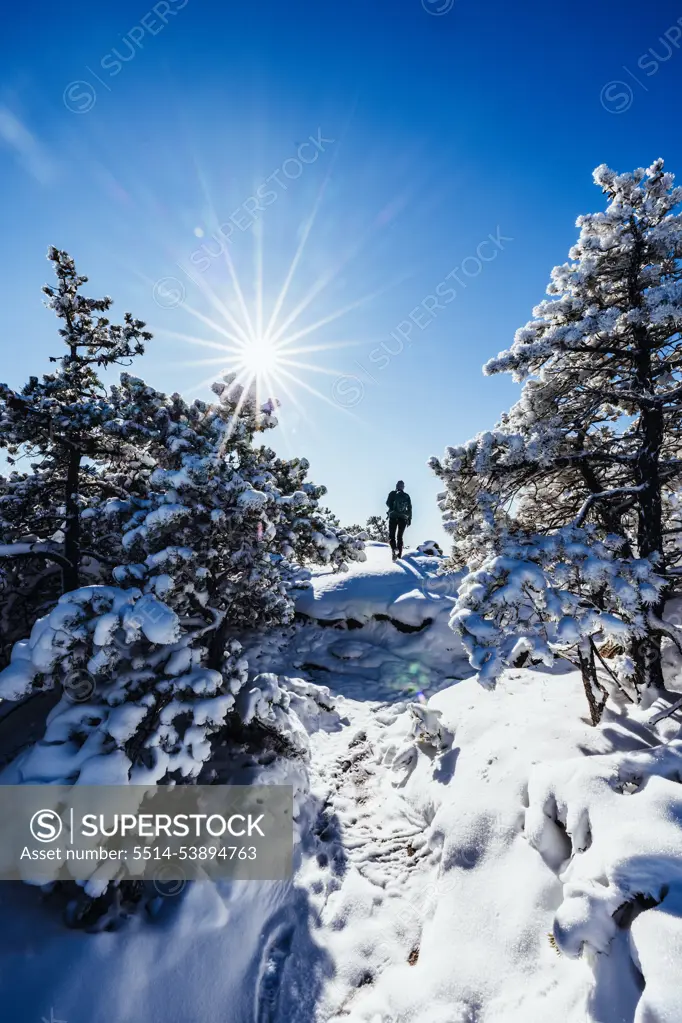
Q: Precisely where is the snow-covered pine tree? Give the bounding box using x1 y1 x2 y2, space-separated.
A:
344 523 365 537
0 371 362 790
115 376 364 666
0 248 152 664
0 584 247 787
114 375 294 670
265 455 366 571
431 160 682 692
342 516 391 543
364 515 389 543
0 254 358 919
452 526 664 723
0 469 67 666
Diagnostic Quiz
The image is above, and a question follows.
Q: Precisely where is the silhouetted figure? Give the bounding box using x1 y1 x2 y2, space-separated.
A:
386 480 412 560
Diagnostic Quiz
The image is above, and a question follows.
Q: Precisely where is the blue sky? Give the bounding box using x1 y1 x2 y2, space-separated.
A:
1 0 682 542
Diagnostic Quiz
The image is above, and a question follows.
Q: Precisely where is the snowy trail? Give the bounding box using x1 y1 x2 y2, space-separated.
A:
244 545 467 1019
293 691 447 1021
286 668 598 1023
247 665 453 1018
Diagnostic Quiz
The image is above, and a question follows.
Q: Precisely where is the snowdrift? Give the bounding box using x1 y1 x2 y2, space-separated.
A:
295 542 463 630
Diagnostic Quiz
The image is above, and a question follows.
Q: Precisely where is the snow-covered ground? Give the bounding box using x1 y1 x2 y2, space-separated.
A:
0 542 680 1023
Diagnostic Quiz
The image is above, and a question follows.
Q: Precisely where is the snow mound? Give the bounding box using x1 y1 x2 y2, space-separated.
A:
295 542 462 628
526 738 682 1019
416 540 443 556
235 672 341 757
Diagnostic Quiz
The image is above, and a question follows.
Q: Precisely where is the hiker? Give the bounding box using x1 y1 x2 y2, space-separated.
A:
386 480 412 560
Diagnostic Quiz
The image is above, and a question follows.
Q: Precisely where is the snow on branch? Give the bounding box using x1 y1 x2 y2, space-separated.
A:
0 542 72 571
573 485 645 528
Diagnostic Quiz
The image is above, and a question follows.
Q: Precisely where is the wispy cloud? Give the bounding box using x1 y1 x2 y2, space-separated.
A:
0 106 54 184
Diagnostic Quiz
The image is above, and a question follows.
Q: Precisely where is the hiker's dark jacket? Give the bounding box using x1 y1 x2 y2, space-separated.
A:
386 490 412 522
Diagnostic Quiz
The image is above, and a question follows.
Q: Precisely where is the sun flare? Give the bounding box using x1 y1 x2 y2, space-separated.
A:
237 336 282 377
154 186 398 439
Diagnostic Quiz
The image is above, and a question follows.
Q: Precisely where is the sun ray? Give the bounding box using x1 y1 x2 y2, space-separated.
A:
264 270 336 346
276 365 365 418
151 329 237 354
264 206 411 347
264 369 309 421
280 339 367 355
171 356 244 368
190 163 257 346
219 238 257 343
177 266 253 346
263 158 335 341
277 358 355 377
255 218 264 343
263 209 316 342
263 241 370 347
271 283 396 350
157 301 251 348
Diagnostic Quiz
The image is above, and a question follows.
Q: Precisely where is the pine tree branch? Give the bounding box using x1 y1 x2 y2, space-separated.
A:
0 542 72 571
649 694 682 724
80 548 120 567
573 485 645 527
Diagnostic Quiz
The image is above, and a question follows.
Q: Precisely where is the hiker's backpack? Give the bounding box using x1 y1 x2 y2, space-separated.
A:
393 491 410 518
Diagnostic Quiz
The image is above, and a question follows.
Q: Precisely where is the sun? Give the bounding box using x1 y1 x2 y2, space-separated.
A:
237 335 281 377
155 189 396 431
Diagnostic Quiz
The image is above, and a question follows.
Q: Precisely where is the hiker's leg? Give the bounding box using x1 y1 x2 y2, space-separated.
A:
397 519 406 557
388 516 397 553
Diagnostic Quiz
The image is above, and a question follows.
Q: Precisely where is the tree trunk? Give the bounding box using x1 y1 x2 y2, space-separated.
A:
578 648 608 726
63 448 81 592
578 462 632 555
207 612 231 673
632 319 665 690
